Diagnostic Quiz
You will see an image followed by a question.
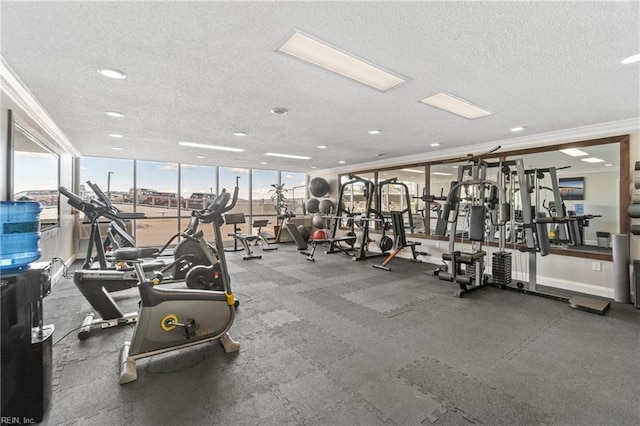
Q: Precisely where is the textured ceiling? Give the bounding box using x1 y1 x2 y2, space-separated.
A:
1 1 638 173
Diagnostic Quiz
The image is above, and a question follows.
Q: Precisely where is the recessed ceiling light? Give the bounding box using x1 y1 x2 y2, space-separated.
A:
419 92 493 119
98 68 126 79
264 152 311 160
271 107 288 115
111 147 123 151
196 155 205 159
317 145 327 149
108 133 124 138
105 111 125 118
277 31 406 92
432 172 453 176
260 161 268 165
179 141 245 152
580 157 605 163
604 163 613 167
401 168 424 174
338 160 346 164
368 130 381 135
510 126 525 132
621 54 640 64
429 143 440 147
559 148 589 157
233 132 247 136
310 166 317 169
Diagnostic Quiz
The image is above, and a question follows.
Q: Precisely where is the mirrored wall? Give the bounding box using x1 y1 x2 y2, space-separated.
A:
11 116 60 230
339 135 629 260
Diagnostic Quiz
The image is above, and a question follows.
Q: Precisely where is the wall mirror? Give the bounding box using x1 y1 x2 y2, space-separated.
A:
11 117 60 230
338 134 628 261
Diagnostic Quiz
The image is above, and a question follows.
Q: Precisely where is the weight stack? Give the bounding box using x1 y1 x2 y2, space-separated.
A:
492 252 512 287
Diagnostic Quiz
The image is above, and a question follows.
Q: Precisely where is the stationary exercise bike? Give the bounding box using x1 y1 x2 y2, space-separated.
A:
59 186 223 340
118 184 241 384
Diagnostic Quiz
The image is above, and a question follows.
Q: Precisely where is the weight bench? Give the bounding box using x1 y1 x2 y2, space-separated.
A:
224 212 262 260
251 219 277 251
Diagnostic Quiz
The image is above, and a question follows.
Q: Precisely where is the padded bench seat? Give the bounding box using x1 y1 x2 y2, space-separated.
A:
442 250 486 264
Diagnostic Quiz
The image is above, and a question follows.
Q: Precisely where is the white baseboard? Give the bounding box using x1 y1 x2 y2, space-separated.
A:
511 271 614 299
419 254 613 299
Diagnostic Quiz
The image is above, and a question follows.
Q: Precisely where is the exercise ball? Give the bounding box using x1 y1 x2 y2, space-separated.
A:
312 213 326 229
309 177 330 197
318 199 335 214
312 230 327 240
306 198 320 214
297 225 311 242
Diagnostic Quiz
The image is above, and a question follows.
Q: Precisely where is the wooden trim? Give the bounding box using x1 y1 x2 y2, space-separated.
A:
5 109 13 200
619 135 631 234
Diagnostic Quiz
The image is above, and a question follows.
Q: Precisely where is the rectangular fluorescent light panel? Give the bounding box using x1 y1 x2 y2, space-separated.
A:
401 168 425 174
277 31 405 92
419 92 493 119
580 157 605 163
559 148 588 157
264 152 312 160
179 141 245 152
431 172 453 176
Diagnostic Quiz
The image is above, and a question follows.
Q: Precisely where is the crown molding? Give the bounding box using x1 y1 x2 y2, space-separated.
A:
316 118 640 175
1 56 80 157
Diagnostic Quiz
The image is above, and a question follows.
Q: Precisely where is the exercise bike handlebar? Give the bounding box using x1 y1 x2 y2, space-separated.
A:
195 183 239 223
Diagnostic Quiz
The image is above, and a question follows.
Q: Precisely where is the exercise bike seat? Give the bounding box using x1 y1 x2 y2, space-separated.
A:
113 247 160 261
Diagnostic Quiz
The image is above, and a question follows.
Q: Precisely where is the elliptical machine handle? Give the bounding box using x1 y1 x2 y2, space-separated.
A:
86 180 114 210
59 186 108 214
222 177 240 213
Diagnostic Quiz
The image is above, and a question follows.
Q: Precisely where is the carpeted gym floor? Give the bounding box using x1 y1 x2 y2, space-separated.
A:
42 243 639 425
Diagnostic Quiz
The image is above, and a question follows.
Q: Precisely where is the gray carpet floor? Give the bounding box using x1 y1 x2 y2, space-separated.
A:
42 243 640 425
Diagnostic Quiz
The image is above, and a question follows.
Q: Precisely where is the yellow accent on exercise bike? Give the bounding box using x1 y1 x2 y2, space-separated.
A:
160 314 178 331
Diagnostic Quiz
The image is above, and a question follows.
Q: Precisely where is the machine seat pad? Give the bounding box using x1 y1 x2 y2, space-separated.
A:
442 251 486 263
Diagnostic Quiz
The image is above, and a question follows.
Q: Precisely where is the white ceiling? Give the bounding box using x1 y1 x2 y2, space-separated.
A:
1 1 638 173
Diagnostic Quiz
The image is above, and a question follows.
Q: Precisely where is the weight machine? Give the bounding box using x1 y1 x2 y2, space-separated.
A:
325 174 385 261
433 153 609 314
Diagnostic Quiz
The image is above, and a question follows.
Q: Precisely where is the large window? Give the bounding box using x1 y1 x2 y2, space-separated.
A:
135 160 181 247
219 167 250 238
79 156 134 212
281 171 307 214
180 164 217 241
252 169 279 236
74 156 307 248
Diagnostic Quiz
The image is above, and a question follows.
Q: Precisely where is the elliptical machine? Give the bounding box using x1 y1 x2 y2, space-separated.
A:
118 183 241 384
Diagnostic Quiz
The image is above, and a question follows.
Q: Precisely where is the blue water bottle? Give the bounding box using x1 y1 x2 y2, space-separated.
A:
0 201 42 272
